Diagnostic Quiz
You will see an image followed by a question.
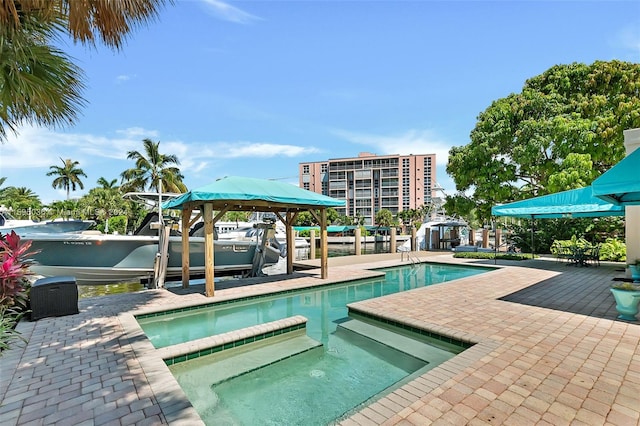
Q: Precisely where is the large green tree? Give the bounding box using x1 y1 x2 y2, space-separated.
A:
446 60 640 222
0 0 168 142
120 138 187 193
46 157 87 200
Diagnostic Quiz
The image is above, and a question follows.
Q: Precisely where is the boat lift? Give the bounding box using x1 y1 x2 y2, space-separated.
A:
150 218 279 289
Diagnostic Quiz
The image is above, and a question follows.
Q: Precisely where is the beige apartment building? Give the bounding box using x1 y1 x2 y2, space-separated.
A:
299 152 436 225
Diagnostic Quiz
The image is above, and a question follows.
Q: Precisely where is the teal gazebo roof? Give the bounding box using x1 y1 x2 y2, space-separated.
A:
163 176 345 211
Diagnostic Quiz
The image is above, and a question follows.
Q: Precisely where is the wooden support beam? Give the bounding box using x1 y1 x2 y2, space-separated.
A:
286 211 294 274
181 207 192 288
188 212 202 228
204 203 215 297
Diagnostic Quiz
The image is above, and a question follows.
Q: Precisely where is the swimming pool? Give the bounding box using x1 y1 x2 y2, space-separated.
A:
138 262 490 424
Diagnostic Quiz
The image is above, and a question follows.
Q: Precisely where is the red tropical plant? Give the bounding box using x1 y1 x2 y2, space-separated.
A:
0 231 37 305
0 231 38 353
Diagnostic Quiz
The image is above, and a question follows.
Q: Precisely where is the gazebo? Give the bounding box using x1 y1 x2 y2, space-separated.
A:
162 176 345 297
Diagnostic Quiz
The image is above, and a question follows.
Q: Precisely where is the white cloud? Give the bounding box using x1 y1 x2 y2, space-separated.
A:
116 74 135 83
116 127 159 139
0 125 323 202
216 142 320 158
200 0 262 24
0 125 170 169
331 128 454 166
2 126 81 168
1 124 321 187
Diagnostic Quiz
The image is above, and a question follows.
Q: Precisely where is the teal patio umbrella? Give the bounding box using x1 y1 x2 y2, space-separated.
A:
491 187 625 219
492 187 625 257
592 147 640 205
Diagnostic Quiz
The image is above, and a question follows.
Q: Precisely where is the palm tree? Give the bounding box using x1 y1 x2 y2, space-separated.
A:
84 187 122 234
1 1 169 50
0 0 169 142
47 199 81 220
96 177 119 189
1 186 42 219
120 138 187 194
92 177 121 232
46 158 87 200
0 10 86 142
4 186 39 202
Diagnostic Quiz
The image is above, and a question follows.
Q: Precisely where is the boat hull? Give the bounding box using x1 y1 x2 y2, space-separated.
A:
25 233 281 284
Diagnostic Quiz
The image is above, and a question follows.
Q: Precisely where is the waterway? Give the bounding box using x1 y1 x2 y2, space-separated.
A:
76 243 394 298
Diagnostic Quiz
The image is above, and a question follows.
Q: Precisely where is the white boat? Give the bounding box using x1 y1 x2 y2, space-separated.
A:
399 216 468 251
0 208 94 235
218 223 310 248
23 194 282 284
217 215 310 259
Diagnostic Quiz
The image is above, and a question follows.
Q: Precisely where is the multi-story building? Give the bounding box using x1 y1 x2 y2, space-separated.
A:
299 152 436 225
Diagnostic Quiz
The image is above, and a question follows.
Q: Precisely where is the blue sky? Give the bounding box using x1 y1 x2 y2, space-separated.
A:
1 0 639 204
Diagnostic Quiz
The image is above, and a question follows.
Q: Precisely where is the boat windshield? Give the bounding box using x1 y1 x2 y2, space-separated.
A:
0 210 18 221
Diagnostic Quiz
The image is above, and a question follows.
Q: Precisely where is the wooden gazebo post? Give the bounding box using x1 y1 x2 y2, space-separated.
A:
204 202 215 297
181 207 192 288
286 211 295 275
162 176 345 297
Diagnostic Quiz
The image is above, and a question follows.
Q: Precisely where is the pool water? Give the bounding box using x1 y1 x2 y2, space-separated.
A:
141 263 490 425
172 327 434 425
139 263 488 349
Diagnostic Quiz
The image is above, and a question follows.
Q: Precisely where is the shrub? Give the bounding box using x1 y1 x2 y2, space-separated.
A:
599 238 627 262
508 216 624 254
551 236 626 262
0 231 37 354
453 252 531 261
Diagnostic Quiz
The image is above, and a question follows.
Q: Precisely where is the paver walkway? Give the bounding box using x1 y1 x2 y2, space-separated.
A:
0 254 638 425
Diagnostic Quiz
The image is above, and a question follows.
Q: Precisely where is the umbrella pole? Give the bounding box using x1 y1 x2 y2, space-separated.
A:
530 217 535 259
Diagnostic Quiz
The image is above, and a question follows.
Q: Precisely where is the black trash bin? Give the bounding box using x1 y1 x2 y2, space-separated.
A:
30 276 79 320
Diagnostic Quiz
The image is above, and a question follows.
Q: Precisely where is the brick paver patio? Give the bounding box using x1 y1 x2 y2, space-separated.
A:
1 254 639 425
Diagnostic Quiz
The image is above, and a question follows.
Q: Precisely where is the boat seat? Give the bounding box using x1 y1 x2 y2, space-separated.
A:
189 222 218 239
189 221 205 236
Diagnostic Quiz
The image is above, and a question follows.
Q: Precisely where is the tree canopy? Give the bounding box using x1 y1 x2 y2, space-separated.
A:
0 9 86 142
46 157 87 200
446 60 640 222
0 0 169 50
0 0 169 142
120 138 187 193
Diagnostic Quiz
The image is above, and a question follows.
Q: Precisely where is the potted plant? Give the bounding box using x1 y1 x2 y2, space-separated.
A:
628 259 640 283
610 282 640 321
